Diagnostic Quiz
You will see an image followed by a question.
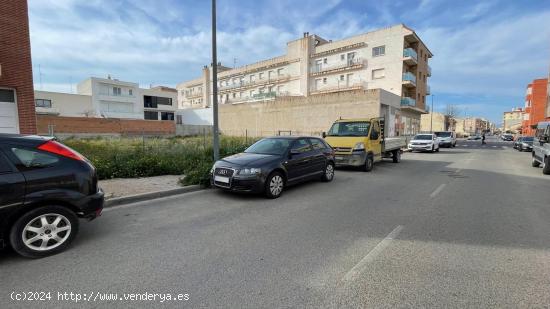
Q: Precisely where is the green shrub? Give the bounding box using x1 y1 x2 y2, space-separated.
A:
62 136 258 186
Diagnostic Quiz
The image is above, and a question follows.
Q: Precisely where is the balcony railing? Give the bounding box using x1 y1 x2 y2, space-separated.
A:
426 85 431 95
185 92 202 99
402 72 416 87
427 65 432 76
310 82 368 94
401 97 416 107
403 48 418 60
219 74 291 91
225 91 291 104
310 58 366 75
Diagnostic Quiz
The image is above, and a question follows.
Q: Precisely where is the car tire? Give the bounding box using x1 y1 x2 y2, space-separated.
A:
436 146 440 152
431 145 435 153
9 205 79 259
321 162 335 182
363 154 374 172
519 145 523 152
392 150 401 163
532 156 541 167
543 157 550 175
265 171 285 199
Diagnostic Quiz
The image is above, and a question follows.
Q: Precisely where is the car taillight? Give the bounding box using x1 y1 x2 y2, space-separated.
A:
37 140 86 161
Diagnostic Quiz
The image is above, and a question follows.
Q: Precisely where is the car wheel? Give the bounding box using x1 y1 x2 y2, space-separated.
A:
431 145 435 153
436 146 440 152
392 150 401 163
9 205 79 258
321 162 335 182
532 156 541 167
363 154 374 172
519 145 523 152
265 172 284 199
543 157 550 175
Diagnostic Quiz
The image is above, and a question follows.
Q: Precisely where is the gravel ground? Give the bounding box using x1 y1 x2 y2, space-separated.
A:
99 175 184 199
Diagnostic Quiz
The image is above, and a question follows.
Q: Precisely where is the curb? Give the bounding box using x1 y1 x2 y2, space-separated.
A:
104 185 203 208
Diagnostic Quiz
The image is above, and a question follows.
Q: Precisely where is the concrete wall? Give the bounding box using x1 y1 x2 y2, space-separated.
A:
218 89 404 137
421 112 447 132
34 90 94 117
176 124 213 137
37 115 175 136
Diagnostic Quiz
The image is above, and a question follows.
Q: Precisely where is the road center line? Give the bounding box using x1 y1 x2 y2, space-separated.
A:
429 183 447 198
342 225 403 282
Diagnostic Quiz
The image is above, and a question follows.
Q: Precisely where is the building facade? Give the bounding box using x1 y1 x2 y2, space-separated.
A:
34 77 177 121
177 24 432 123
503 107 524 133
522 78 549 136
0 0 36 134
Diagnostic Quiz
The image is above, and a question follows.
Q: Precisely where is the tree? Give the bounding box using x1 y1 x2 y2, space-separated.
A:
444 104 461 132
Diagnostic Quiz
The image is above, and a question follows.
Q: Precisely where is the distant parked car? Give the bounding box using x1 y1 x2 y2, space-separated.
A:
408 133 440 152
0 134 104 258
531 121 550 175
502 134 514 141
467 135 481 140
211 136 335 198
514 137 534 151
434 131 457 147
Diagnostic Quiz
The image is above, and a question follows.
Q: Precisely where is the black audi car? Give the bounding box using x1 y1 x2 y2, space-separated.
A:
0 134 104 258
211 136 335 198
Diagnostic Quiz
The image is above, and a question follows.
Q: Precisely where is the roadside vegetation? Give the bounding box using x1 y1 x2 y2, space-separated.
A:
63 136 258 186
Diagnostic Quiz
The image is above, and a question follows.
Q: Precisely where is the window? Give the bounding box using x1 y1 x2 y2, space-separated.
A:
346 52 356 65
11 147 59 169
144 111 158 120
259 72 264 80
144 96 172 108
370 121 380 140
0 152 13 174
290 139 312 153
323 78 327 84
340 75 345 81
372 45 385 57
278 68 284 76
250 75 255 82
340 54 345 61
0 89 15 102
309 138 327 150
112 87 122 96
372 68 385 79
129 89 133 96
232 93 236 98
161 112 174 121
176 115 183 124
35 99 52 108
323 58 328 64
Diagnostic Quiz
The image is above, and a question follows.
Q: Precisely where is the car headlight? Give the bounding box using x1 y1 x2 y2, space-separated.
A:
239 168 261 175
353 142 365 151
522 143 529 146
210 164 216 174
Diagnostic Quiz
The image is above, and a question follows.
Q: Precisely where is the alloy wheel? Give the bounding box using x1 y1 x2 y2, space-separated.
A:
22 214 72 251
270 175 284 196
325 164 334 180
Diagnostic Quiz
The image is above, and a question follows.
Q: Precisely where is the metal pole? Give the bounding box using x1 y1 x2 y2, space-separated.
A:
211 0 220 161
430 94 434 133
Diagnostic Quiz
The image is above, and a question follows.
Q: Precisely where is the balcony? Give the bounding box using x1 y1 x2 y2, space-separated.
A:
426 85 431 95
310 82 368 95
310 58 367 76
401 97 416 107
402 72 416 88
427 65 432 76
403 48 418 66
225 91 291 104
185 92 202 99
219 74 292 92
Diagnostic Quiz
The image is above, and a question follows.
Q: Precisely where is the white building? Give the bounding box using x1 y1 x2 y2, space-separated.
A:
177 24 432 120
33 77 177 121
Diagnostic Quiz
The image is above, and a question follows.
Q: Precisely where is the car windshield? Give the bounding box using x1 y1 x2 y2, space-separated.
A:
435 132 452 137
523 137 534 141
413 135 433 140
244 138 292 155
327 121 371 136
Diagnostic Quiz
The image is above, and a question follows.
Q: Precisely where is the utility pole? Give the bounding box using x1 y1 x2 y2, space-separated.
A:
211 0 220 161
430 94 434 133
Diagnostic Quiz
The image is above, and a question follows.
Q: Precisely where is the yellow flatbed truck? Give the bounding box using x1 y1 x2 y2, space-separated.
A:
323 118 405 172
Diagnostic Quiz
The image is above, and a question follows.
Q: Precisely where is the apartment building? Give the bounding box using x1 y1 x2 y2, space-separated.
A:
420 112 452 132
503 107 524 133
177 24 432 117
34 77 177 121
522 78 549 136
0 0 36 134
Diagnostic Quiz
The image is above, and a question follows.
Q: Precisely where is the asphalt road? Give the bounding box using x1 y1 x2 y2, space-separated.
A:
2 136 550 308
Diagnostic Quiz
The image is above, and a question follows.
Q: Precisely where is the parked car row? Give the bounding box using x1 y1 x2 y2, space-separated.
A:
513 136 534 152
531 122 550 175
0 134 104 258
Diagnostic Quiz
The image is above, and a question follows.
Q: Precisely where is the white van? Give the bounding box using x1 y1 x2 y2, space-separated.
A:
434 131 457 148
531 121 550 175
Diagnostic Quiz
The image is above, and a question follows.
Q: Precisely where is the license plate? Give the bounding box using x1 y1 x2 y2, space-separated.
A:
214 175 230 183
335 156 344 160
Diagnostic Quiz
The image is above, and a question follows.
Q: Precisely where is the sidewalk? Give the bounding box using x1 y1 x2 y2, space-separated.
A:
99 175 184 200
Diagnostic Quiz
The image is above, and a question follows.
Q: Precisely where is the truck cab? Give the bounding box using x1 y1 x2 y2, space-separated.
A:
323 118 404 172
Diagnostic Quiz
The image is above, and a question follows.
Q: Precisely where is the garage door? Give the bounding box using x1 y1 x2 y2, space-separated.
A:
0 89 19 134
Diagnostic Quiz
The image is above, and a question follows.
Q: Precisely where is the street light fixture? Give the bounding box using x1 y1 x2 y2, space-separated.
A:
211 0 220 161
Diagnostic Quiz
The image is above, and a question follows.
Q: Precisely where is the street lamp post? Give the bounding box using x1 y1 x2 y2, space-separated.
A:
211 0 220 161
430 94 434 133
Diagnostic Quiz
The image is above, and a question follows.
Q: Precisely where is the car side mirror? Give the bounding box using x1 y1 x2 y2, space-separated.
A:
322 132 326 138
541 135 549 143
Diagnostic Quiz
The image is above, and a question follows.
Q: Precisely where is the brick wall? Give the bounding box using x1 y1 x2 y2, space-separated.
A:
36 115 175 136
0 0 36 134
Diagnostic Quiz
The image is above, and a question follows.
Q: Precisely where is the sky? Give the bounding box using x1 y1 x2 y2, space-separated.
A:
28 0 550 124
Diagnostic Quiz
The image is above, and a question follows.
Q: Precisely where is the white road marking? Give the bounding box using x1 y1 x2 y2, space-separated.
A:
502 146 507 149
342 225 404 282
429 183 447 198
492 146 497 148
